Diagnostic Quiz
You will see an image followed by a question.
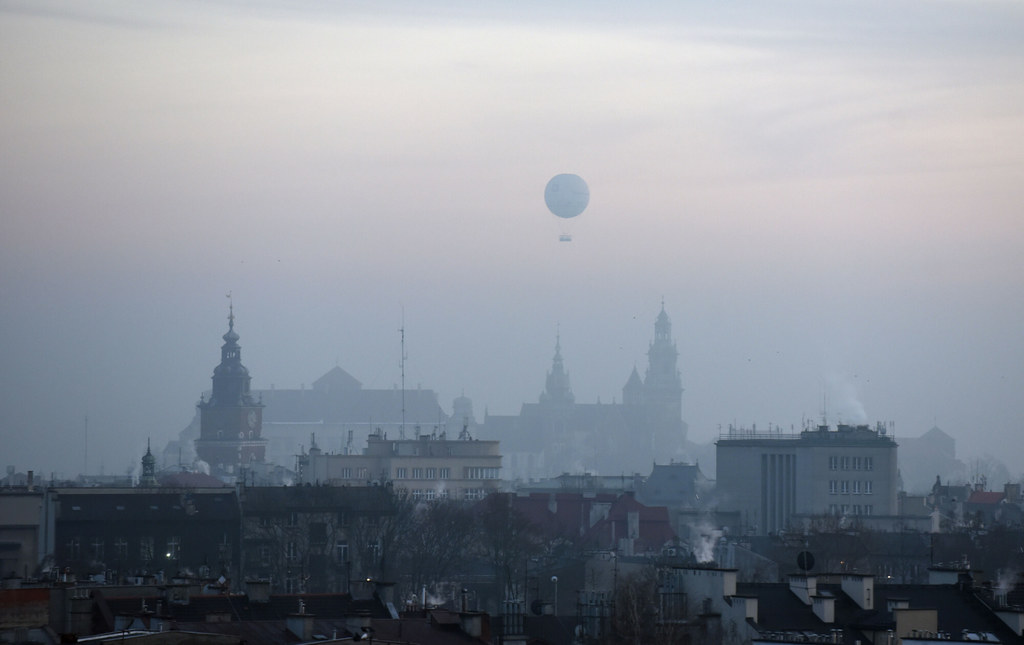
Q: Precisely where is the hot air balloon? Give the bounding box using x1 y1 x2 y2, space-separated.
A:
545 173 589 241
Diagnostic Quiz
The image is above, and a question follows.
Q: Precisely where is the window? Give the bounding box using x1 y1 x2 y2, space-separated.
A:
285 541 297 561
66 537 80 560
865 457 874 471
336 541 349 563
438 488 449 499
114 537 128 561
464 488 486 501
841 456 850 470
357 467 368 480
841 481 850 494
91 537 105 562
412 468 424 479
287 512 299 527
219 534 232 562
853 481 862 495
166 536 181 560
395 467 407 479
140 536 154 561
828 504 838 515
425 467 437 479
865 505 873 515
439 467 450 480
864 481 873 495
829 456 839 471
841 504 849 515
853 457 862 470
341 467 352 479
829 480 838 495
853 505 862 515
424 489 436 501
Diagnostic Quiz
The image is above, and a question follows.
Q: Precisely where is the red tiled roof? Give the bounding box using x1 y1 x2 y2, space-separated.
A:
967 490 1005 505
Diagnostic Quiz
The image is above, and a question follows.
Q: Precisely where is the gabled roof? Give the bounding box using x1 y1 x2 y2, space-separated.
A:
257 386 444 425
312 366 362 392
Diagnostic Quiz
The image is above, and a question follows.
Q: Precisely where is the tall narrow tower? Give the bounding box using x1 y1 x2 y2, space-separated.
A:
194 302 266 476
643 301 685 451
540 332 574 406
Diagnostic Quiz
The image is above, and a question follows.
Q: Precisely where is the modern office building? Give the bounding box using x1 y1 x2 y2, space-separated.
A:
716 422 898 535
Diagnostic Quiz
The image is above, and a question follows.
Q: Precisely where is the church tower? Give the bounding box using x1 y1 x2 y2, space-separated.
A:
540 332 574 406
194 302 266 476
642 301 685 451
139 440 158 487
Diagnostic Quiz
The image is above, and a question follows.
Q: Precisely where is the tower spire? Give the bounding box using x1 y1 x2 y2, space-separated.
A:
541 326 574 405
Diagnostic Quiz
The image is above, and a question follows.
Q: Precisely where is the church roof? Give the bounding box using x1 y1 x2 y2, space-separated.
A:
312 366 362 392
257 381 445 425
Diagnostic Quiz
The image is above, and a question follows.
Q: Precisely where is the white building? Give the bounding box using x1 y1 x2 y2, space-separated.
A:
298 429 502 501
716 423 899 535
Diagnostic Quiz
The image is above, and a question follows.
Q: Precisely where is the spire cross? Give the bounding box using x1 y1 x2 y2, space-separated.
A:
226 291 235 330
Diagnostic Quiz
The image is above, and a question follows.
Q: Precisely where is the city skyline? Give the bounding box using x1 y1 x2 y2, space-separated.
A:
2 0 1022 478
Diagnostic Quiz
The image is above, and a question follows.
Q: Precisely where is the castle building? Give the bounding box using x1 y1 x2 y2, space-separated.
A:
716 422 899 535
193 305 266 477
482 303 687 480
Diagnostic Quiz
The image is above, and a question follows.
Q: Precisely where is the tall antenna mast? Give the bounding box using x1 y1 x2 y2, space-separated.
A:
820 385 829 427
83 415 89 477
399 311 407 440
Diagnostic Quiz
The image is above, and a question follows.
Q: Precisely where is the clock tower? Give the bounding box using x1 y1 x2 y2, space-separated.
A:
194 302 266 476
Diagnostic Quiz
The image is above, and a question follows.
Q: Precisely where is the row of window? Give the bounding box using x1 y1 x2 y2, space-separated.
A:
828 480 874 495
828 456 874 471
64 536 223 561
336 467 368 480
464 467 500 480
828 504 874 516
394 467 451 479
332 466 499 480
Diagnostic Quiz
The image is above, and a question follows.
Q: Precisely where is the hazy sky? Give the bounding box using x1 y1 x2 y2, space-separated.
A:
2 0 1023 480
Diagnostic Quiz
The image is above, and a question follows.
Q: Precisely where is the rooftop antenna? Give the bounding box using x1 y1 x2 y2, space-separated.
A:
83 415 88 477
399 310 407 440
820 384 829 427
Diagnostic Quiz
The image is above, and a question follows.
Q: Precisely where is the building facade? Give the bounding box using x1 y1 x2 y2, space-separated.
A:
298 430 502 501
53 487 240 582
716 423 898 535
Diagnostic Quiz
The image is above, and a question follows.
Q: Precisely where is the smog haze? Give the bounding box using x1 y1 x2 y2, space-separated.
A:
2 0 1023 480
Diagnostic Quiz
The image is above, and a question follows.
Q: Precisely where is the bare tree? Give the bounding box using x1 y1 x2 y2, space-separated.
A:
400 498 477 599
349 486 417 582
477 493 541 599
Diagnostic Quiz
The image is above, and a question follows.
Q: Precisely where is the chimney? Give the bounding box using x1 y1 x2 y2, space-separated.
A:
460 612 490 640
789 574 816 605
287 600 315 641
813 594 835 623
841 574 874 610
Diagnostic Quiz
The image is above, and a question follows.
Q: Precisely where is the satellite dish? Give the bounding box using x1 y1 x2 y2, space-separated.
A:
544 173 589 241
797 551 815 571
